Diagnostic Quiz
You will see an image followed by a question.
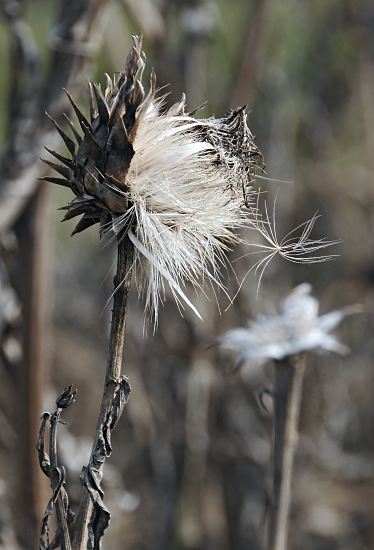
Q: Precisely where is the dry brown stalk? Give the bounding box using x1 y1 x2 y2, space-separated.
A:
37 233 133 550
72 235 133 549
267 355 306 550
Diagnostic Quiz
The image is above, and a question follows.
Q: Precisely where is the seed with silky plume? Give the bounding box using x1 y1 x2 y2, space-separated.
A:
42 35 264 323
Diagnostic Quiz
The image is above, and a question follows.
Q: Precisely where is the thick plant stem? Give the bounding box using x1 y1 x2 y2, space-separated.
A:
72 235 133 549
267 354 306 550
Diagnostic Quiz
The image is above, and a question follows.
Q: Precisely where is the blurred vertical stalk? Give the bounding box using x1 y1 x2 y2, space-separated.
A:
178 361 212 548
267 355 306 550
181 0 217 108
230 0 270 109
15 183 51 547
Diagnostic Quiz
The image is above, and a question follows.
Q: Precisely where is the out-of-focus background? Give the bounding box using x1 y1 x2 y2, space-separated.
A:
0 0 373 549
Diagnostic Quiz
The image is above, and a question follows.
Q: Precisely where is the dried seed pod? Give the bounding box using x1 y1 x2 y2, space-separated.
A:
43 35 264 323
56 385 77 409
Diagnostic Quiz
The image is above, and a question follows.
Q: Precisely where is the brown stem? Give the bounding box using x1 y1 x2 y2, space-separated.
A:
267 354 306 550
72 235 134 549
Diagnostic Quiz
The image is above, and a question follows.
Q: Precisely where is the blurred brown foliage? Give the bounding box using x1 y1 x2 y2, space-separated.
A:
0 0 374 549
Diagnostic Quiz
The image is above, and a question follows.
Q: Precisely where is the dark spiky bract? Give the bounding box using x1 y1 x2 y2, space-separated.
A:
42 37 144 235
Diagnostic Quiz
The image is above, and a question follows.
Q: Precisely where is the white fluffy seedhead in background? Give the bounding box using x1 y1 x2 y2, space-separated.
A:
217 284 360 369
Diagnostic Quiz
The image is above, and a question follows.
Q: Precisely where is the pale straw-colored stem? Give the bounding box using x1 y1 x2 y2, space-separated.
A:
267 354 306 550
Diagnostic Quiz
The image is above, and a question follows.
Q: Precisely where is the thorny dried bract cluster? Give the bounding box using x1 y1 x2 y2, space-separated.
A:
43 35 334 323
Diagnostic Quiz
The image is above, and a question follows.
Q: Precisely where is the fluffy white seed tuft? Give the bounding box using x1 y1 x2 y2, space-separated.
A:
109 98 255 323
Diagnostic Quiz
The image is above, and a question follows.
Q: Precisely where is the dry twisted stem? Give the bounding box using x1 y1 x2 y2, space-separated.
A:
72 235 132 549
37 386 77 550
37 251 133 550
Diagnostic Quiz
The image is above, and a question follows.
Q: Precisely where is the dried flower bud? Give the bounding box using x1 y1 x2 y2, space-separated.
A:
56 384 77 409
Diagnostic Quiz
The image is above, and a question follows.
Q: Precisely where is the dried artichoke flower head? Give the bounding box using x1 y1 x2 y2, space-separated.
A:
43 35 264 323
